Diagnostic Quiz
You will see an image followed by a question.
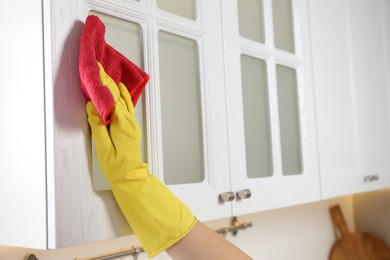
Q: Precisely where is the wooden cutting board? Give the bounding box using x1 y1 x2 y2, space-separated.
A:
329 205 390 260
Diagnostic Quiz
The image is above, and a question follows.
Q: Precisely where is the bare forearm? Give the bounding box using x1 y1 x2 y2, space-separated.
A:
166 221 252 260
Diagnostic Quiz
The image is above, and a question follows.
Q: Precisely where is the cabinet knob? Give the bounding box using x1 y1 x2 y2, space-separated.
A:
364 174 379 183
219 192 235 203
236 189 252 200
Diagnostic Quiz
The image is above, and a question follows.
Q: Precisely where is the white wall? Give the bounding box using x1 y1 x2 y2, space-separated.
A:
0 0 47 249
0 196 354 260
354 188 390 246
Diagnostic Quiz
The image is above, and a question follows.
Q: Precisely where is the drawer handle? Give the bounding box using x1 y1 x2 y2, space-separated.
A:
219 192 235 203
364 174 379 183
236 189 252 200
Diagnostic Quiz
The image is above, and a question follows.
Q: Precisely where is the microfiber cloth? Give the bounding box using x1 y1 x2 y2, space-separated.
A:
79 15 149 125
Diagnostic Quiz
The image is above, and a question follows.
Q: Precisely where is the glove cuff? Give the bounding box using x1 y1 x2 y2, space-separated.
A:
110 172 197 257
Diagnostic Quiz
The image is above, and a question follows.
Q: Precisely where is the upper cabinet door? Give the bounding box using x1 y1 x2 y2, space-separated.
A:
309 0 361 198
222 0 320 216
151 0 232 221
48 0 231 248
348 0 390 193
310 0 390 198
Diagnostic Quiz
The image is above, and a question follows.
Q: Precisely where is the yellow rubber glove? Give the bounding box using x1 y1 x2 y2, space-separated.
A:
87 62 197 257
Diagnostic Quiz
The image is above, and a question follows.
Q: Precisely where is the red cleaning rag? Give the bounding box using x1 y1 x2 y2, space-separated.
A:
79 15 149 125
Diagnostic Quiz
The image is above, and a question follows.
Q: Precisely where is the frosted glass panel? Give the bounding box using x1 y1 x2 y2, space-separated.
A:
276 65 302 175
237 0 265 43
241 55 273 178
157 0 196 20
95 12 142 68
272 0 295 53
94 12 147 160
90 12 147 190
158 31 204 185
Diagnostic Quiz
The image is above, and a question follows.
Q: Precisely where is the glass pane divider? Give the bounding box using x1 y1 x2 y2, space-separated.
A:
147 65 164 180
239 38 273 60
265 58 284 179
136 15 158 179
144 83 159 177
274 49 302 68
155 19 205 41
240 38 302 68
263 0 275 47
293 66 310 177
197 42 212 188
290 0 302 57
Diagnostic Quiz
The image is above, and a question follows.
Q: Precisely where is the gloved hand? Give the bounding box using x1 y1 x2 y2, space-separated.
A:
87 62 197 257
87 62 146 182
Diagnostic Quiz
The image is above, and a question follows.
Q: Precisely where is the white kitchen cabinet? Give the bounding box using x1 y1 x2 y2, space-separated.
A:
89 0 322 224
7 0 388 251
221 0 321 216
1 0 231 249
0 0 321 250
310 0 390 198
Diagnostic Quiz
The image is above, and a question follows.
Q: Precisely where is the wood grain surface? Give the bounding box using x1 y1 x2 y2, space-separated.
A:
329 205 390 260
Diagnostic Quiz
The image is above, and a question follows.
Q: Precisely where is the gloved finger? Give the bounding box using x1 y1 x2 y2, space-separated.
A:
97 62 129 111
109 104 141 146
97 62 120 102
118 82 135 113
86 101 113 151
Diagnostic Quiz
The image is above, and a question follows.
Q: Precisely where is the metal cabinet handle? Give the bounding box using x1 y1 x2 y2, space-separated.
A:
219 192 235 203
364 174 379 183
236 189 252 200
